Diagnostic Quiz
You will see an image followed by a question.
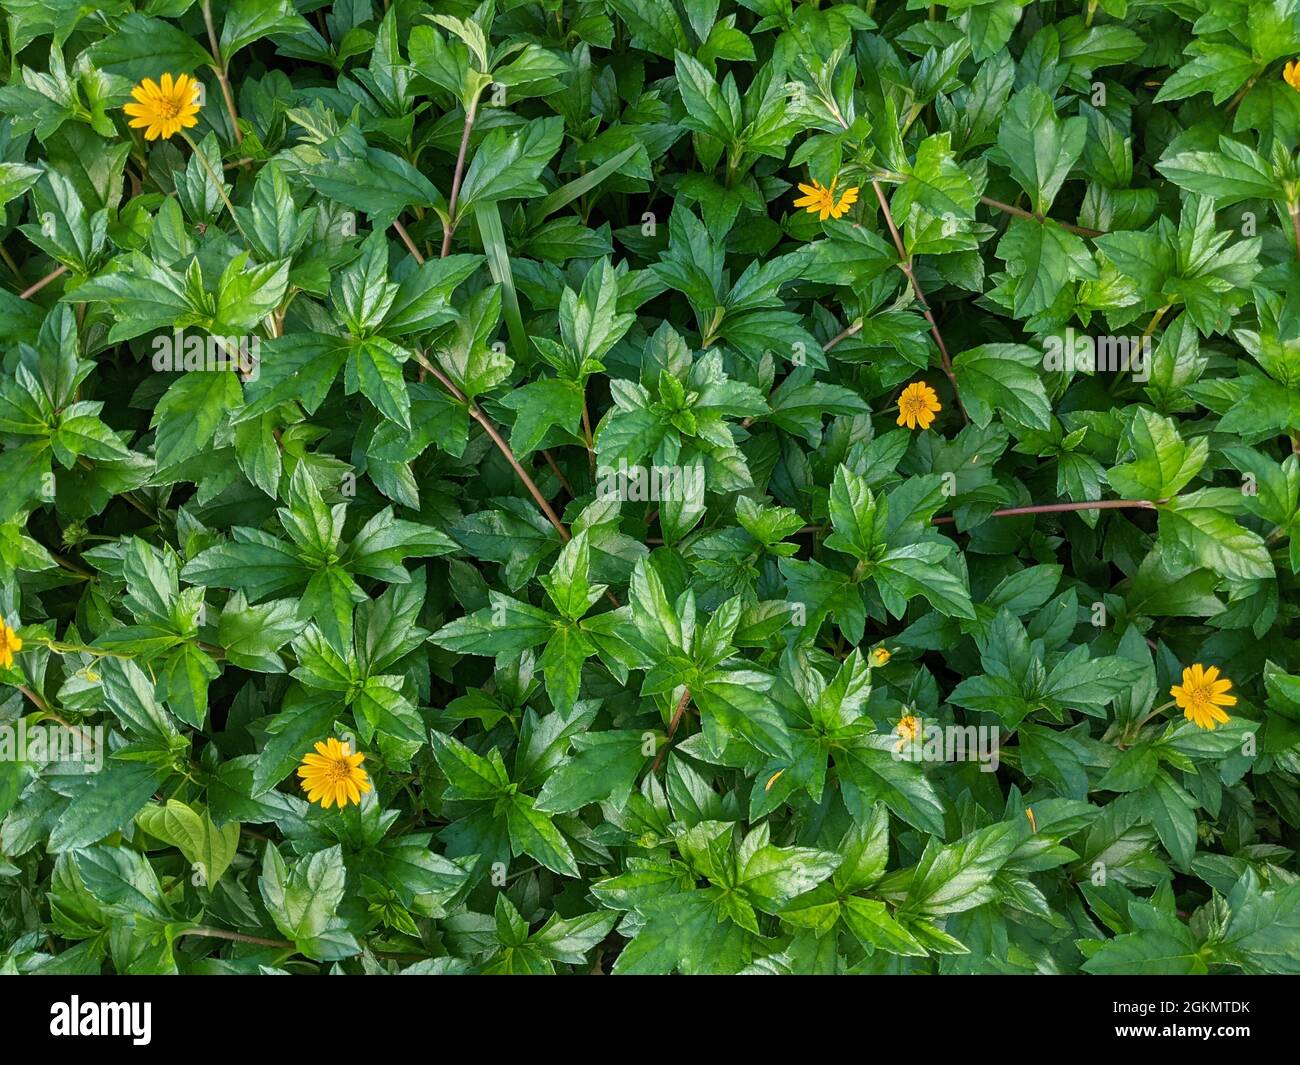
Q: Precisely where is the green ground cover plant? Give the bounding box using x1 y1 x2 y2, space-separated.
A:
0 0 1299 976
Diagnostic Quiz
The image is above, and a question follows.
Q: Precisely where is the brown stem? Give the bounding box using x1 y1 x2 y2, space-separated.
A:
580 394 597 474
441 95 481 258
931 499 1159 525
49 549 95 579
17 687 102 750
393 219 424 263
742 320 862 429
201 0 243 144
16 684 49 714
410 327 621 607
19 264 68 299
474 410 572 540
75 457 158 521
180 927 291 948
651 688 692 773
823 320 863 352
542 449 576 498
979 195 1103 238
0 242 22 281
178 131 248 241
179 925 431 963
410 350 570 542
871 179 969 424
1226 70 1262 114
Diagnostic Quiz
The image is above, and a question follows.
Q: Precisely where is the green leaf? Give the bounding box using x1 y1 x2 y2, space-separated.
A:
507 794 579 877
535 730 648 813
993 84 1087 215
1158 490 1274 582
952 344 1052 429
49 763 170 852
253 693 338 795
1157 137 1281 206
458 118 564 213
259 843 358 958
1081 900 1207 974
136 800 240 885
1107 408 1207 500
839 743 947 836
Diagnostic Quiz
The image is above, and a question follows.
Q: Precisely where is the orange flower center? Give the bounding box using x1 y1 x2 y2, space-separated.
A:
319 757 352 784
1180 679 1217 712
900 391 928 417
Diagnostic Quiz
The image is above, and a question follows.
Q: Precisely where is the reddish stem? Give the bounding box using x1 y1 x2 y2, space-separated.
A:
930 499 1158 525
441 96 481 258
19 264 68 299
871 180 969 424
979 195 1103 238
651 689 693 773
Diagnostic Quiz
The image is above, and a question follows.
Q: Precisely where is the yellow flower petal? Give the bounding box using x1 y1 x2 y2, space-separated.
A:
1171 664 1235 730
296 737 372 809
897 382 942 431
122 73 204 141
0 623 22 669
792 176 859 222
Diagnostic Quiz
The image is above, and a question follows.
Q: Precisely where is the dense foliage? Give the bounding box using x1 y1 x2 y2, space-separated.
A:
1 0 1299 976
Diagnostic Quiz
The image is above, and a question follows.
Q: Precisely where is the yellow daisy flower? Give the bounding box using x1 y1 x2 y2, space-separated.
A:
296 737 372 808
124 73 202 141
0 622 22 669
896 381 942 430
1170 664 1236 731
895 713 921 751
793 176 860 221
1285 59 1300 93
870 646 892 667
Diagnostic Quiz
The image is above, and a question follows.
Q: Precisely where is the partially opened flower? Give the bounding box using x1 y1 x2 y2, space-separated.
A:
896 381 942 430
1171 664 1236 731
0 622 22 669
124 73 202 141
1285 59 1300 92
794 176 859 221
297 737 372 808
895 713 921 751
870 646 892 667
